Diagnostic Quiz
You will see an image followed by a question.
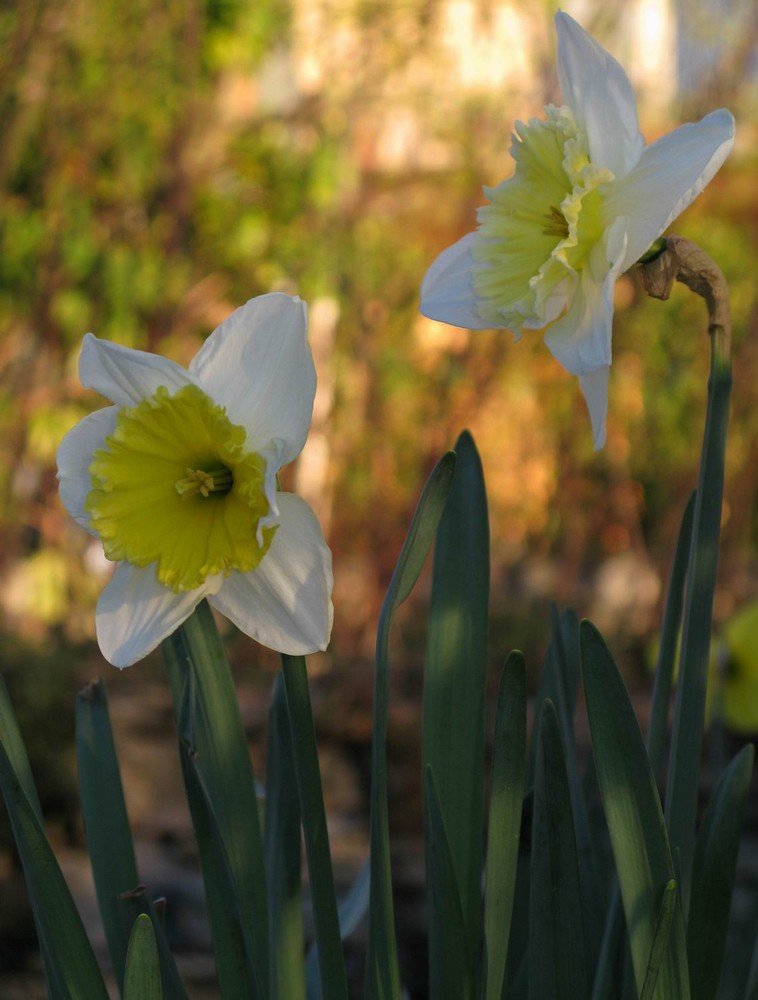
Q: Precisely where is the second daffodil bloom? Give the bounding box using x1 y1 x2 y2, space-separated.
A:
57 293 333 668
420 11 735 448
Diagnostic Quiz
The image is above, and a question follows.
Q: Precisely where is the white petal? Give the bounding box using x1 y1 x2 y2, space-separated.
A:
190 293 315 465
543 229 623 376
57 407 118 534
420 233 493 330
607 108 735 269
96 562 221 668
79 333 195 406
209 493 333 655
556 11 644 177
579 367 610 450
257 438 285 543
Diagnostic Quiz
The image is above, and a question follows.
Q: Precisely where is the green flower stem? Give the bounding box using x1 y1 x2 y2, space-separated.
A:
163 601 269 998
280 653 348 1000
640 236 732 915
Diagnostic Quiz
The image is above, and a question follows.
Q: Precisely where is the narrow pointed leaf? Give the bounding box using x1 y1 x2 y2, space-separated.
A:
552 606 606 969
553 604 581 728
595 492 697 997
529 699 587 1000
307 859 370 999
265 672 305 1000
424 765 474 1000
176 661 260 999
0 674 43 822
483 651 526 1000
0 737 109 998
527 609 579 784
688 744 754 1000
581 620 690 999
281 653 348 1000
502 842 530 998
640 880 677 1000
591 886 628 1000
423 430 489 987
0 674 63 991
647 491 696 778
76 679 139 992
163 602 268 998
124 914 162 1000
117 889 188 1000
367 450 455 1000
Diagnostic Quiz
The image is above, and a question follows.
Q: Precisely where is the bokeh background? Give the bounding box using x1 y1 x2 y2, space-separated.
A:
1 0 757 994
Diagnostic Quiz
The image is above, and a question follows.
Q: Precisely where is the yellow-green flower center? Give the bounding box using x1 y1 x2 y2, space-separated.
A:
86 383 277 593
175 466 234 499
472 104 615 331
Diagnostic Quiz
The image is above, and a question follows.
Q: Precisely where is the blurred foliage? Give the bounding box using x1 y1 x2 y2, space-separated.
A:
0 0 755 674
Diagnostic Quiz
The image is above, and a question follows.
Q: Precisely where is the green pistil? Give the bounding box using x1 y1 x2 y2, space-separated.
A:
175 466 234 500
542 205 569 238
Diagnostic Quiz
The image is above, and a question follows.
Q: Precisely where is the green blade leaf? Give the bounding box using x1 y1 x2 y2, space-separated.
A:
366 449 455 1000
175 653 261 999
163 602 268 998
529 699 587 1000
595 493 697 998
264 672 305 1000
646 491 696 779
640 880 677 1000
527 608 579 786
581 620 690 999
124 914 162 1000
688 744 754 1000
483 651 526 1000
281 653 348 1000
76 678 139 992
552 606 607 969
306 859 370 999
0 673 62 991
117 889 188 1000
423 430 489 988
424 765 474 1000
0 674 43 822
0 736 109 999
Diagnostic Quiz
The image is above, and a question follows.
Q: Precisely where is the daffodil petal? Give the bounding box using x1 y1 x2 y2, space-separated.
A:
543 233 621 375
556 11 643 178
190 293 315 464
79 333 195 407
607 108 736 268
257 438 286 541
96 562 223 668
579 366 610 450
420 233 493 329
57 406 118 533
209 493 333 655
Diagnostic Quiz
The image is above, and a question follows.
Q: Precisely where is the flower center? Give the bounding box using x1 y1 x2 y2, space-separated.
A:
471 104 615 332
542 205 570 239
86 384 277 593
175 466 234 499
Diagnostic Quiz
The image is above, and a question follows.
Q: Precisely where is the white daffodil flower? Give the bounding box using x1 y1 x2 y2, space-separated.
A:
57 293 333 668
420 11 735 448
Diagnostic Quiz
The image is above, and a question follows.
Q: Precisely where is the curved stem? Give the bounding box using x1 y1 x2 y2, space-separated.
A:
638 236 732 916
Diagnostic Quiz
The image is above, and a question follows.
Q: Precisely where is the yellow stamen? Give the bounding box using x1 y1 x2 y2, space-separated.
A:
175 466 234 499
542 205 569 238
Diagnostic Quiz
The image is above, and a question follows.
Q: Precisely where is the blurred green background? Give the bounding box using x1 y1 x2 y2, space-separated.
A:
0 0 756 992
